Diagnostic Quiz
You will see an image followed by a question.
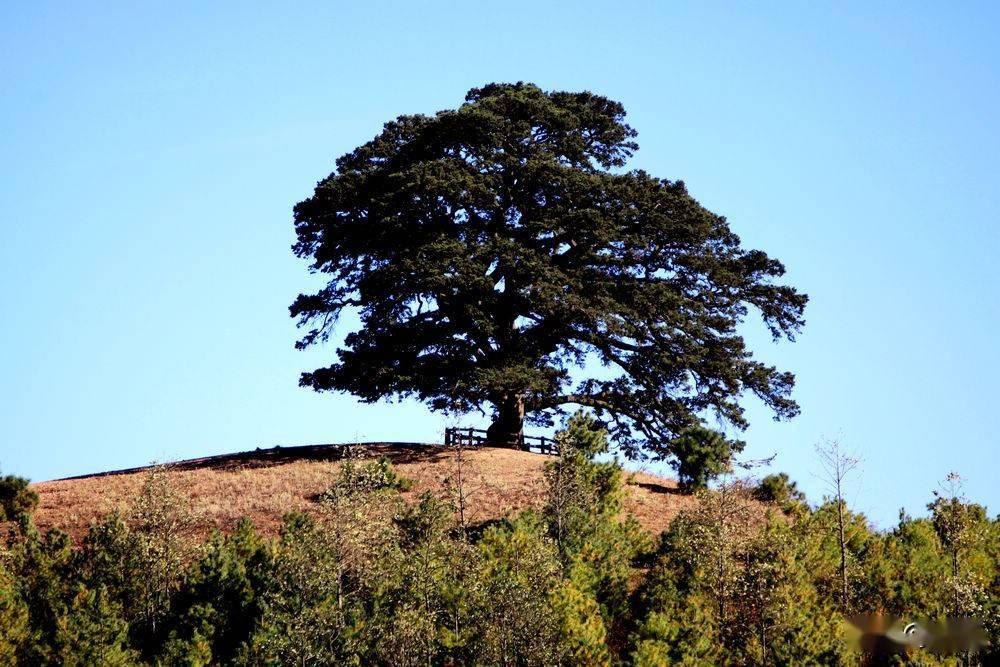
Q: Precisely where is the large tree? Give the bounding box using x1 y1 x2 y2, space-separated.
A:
290 83 807 458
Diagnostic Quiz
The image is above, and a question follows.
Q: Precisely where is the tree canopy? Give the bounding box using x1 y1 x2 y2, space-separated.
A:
290 82 807 458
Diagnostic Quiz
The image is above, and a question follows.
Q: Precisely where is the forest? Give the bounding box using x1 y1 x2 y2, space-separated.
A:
1 414 995 666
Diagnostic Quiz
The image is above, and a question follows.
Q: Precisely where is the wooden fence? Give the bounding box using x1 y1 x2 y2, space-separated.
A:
444 427 559 456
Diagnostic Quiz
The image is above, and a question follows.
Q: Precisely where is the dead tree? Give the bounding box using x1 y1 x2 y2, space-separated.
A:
815 437 861 613
444 425 476 537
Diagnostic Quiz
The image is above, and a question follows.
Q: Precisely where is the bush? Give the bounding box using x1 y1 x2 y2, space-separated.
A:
322 457 412 501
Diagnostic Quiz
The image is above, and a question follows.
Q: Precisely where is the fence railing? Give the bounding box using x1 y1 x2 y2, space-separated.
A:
444 427 559 456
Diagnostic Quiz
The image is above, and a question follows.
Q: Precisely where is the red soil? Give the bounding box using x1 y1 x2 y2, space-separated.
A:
29 443 697 542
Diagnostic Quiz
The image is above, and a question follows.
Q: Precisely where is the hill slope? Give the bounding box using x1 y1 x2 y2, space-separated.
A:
31 443 695 540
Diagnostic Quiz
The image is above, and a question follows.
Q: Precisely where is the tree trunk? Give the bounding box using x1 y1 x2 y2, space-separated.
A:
837 494 849 613
486 393 525 448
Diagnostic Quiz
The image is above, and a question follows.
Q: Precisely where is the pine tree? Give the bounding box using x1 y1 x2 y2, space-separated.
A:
543 412 650 644
0 473 39 535
53 586 138 667
670 426 743 491
164 520 272 665
473 514 563 665
290 82 807 456
0 554 30 664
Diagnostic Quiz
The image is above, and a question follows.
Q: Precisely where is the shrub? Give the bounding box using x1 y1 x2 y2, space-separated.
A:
322 457 412 501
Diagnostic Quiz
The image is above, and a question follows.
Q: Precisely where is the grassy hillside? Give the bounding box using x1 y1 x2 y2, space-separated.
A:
31 443 695 540
7 427 997 664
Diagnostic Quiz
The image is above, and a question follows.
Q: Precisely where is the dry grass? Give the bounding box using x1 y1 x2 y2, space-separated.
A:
29 443 700 542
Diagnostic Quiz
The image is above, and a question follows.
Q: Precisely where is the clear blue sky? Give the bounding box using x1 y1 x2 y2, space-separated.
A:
2 2 997 527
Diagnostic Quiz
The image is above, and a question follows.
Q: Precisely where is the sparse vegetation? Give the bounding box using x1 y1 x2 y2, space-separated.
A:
27 445 695 542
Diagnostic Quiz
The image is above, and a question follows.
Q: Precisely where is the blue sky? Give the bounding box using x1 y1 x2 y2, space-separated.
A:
2 2 997 527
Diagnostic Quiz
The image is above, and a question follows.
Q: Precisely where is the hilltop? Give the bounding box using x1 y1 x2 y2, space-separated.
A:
30 443 696 541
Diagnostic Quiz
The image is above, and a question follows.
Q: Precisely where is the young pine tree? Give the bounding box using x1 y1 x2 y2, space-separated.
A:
52 585 137 667
0 552 30 664
473 514 564 666
163 519 273 665
669 426 743 492
543 412 650 647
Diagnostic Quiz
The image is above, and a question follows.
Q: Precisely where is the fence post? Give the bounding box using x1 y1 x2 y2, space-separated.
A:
442 428 559 454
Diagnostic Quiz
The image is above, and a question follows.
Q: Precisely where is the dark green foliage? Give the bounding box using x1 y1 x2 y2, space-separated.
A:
381 493 474 664
0 473 39 531
755 472 807 513
290 82 807 457
245 513 360 664
52 586 136 666
0 555 30 662
797 501 879 614
543 412 650 643
3 447 1000 664
11 528 76 664
633 494 852 665
164 520 272 665
755 472 805 504
669 425 743 490
472 513 565 664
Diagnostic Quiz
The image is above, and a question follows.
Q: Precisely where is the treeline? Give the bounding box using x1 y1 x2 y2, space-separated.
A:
1 416 998 665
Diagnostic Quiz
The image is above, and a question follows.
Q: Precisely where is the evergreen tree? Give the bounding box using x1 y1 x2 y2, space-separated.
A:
246 513 355 665
0 554 30 664
549 580 612 666
52 586 137 667
0 473 39 534
754 472 807 514
290 82 807 456
633 485 851 665
884 513 952 618
1 458 999 664
929 472 991 618
631 607 720 666
163 520 272 665
800 500 876 615
735 519 849 665
473 514 564 665
12 528 75 664
247 459 405 665
669 426 742 491
384 492 471 666
543 413 650 643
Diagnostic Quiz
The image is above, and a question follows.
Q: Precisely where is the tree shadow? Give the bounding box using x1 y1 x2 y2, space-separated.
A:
56 442 450 480
635 480 686 496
